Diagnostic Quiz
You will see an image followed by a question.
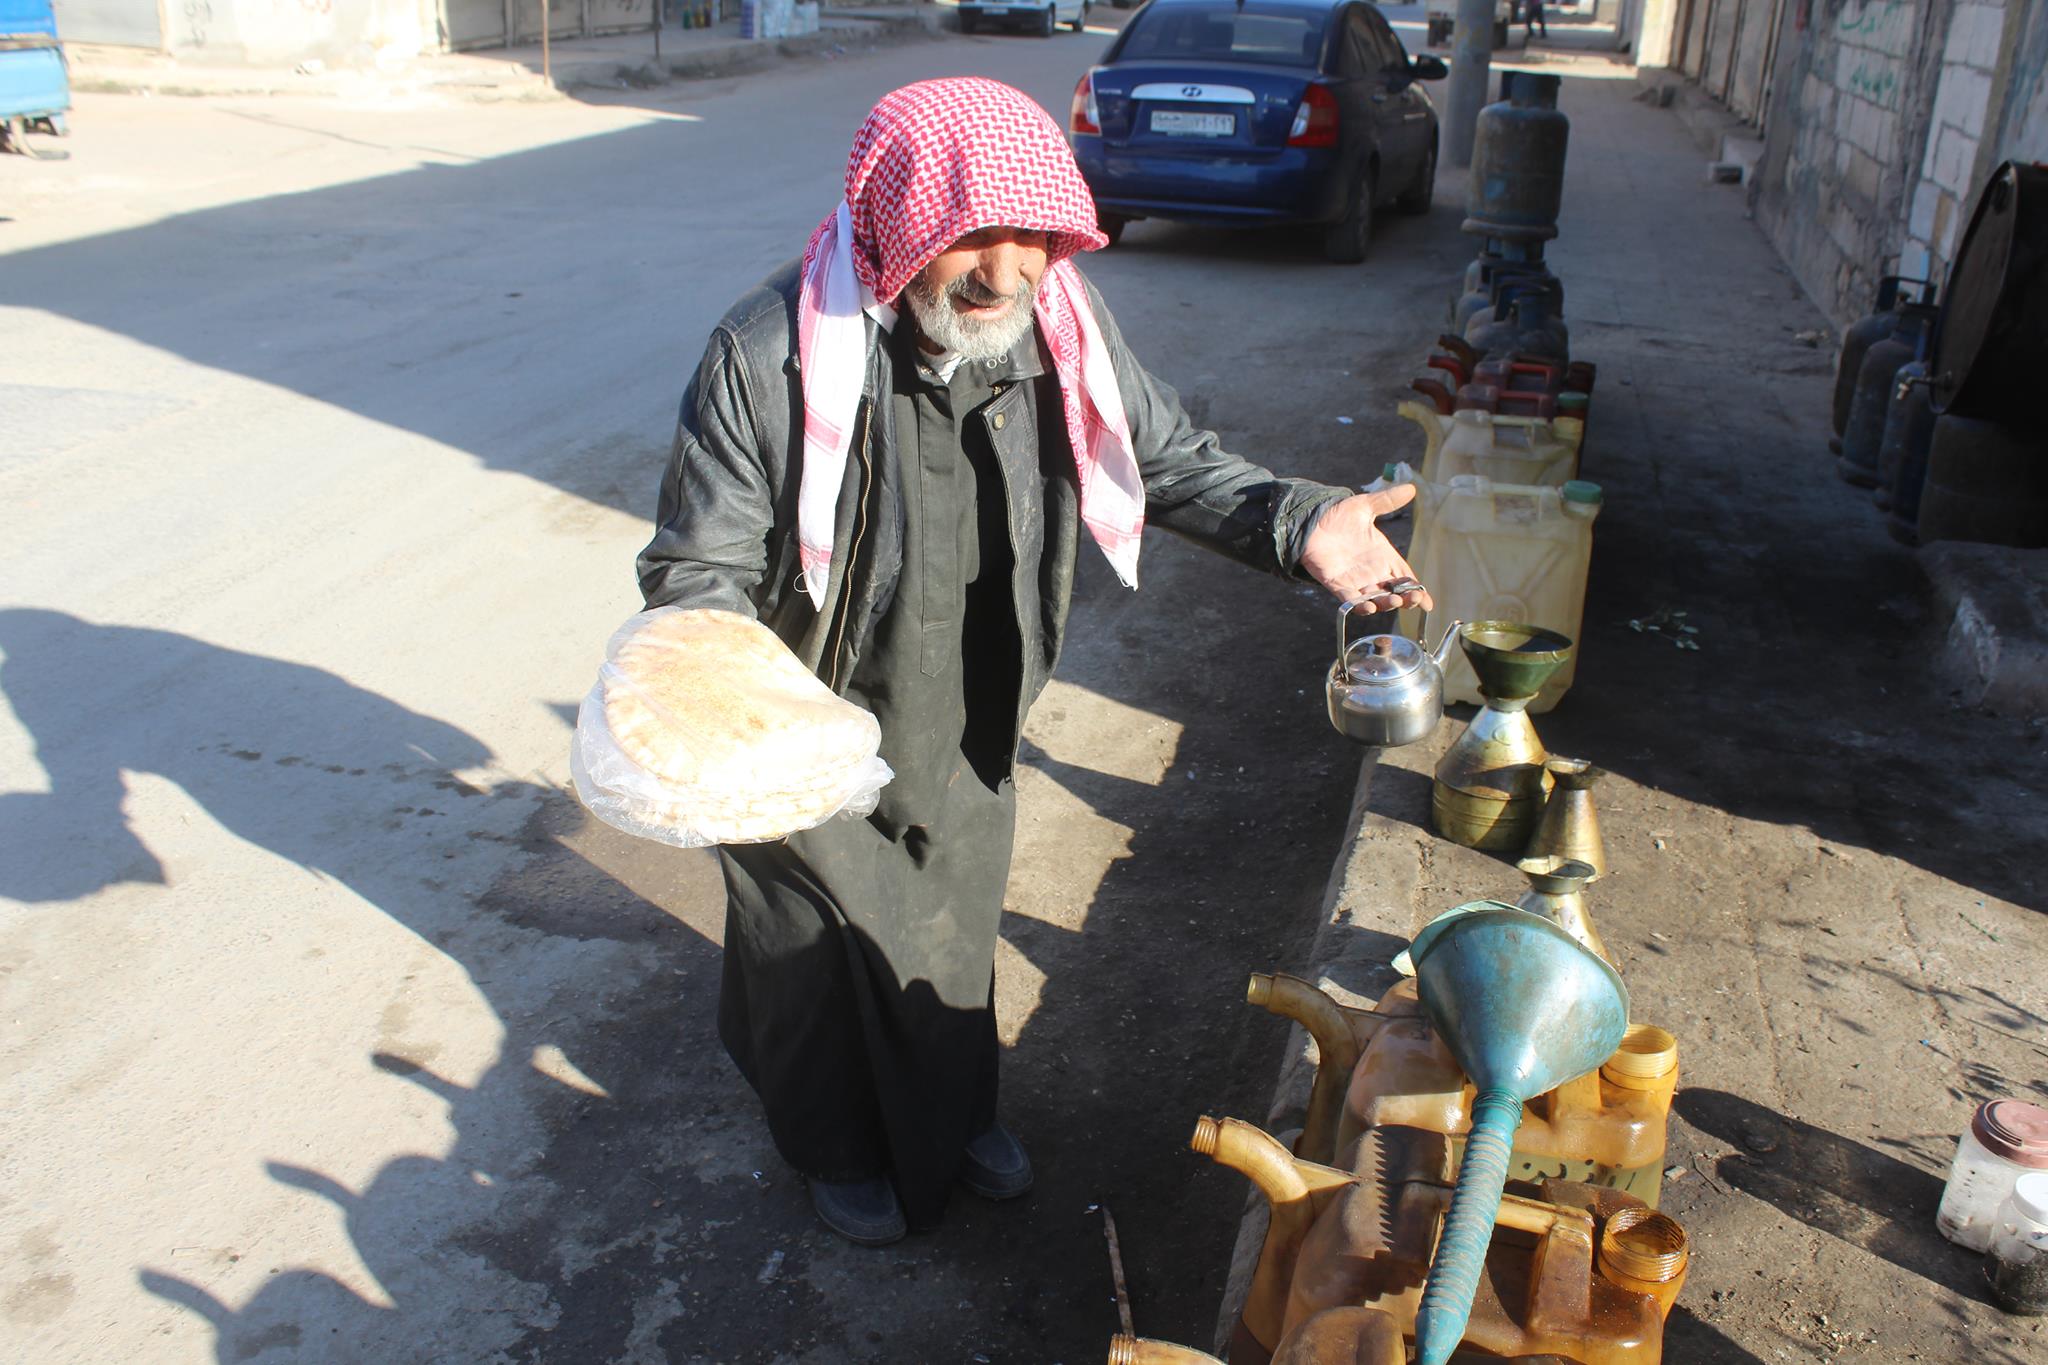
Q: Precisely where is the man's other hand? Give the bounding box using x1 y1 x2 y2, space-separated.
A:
1299 486 1434 614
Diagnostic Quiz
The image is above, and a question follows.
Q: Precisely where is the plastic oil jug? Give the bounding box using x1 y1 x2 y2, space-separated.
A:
1399 402 1578 488
1336 978 1677 1204
1393 467 1601 712
1276 1125 1687 1364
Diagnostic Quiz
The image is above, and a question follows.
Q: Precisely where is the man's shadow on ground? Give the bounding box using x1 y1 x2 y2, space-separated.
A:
0 608 741 1360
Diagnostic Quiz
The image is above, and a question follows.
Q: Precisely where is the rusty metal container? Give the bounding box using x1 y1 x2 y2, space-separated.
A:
1931 162 2048 425
1917 414 2048 549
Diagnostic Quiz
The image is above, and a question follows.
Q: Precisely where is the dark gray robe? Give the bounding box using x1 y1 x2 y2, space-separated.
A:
717 326 1047 1228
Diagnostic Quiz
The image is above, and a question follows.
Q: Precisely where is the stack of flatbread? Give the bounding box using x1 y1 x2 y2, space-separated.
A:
572 607 892 848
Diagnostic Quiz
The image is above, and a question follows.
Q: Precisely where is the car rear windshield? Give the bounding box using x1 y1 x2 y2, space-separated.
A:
1115 2 1328 67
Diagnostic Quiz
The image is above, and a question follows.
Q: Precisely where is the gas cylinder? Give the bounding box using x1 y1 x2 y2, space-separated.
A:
1838 300 1935 487
1875 359 1936 529
1453 241 1548 323
1460 239 1546 295
1466 284 1569 363
1831 275 1913 444
1917 414 2048 548
1463 73 1570 243
1452 258 1560 335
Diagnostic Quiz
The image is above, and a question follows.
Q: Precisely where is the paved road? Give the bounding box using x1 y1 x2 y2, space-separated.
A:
0 25 1476 1365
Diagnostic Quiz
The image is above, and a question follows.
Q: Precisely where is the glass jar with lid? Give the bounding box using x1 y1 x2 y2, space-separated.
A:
1987 1171 2048 1315
1936 1099 2048 1252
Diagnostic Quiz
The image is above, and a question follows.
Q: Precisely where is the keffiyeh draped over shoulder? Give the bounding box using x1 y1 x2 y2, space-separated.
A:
794 77 1144 611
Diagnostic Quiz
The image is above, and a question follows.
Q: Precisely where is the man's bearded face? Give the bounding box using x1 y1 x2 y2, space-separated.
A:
901 226 1048 362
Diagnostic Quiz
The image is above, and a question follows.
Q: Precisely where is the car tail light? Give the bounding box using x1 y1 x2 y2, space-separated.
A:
1071 71 1101 135
1288 84 1339 148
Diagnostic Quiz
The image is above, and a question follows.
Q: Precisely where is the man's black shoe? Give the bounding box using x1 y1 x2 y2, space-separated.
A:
808 1176 907 1246
959 1123 1034 1200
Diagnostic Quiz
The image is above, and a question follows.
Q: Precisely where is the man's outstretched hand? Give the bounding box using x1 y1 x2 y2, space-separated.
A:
1299 486 1434 615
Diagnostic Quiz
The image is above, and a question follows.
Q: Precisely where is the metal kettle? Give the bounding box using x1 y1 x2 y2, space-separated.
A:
1326 602 1464 747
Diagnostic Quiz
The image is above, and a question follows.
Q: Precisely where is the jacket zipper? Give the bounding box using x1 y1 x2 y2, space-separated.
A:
825 399 874 692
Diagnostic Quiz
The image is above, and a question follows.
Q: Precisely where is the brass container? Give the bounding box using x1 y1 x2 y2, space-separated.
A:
1521 757 1607 878
1431 623 1572 851
1512 857 1610 963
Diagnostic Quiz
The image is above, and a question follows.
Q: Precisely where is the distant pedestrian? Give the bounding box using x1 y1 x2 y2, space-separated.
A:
1525 0 1548 38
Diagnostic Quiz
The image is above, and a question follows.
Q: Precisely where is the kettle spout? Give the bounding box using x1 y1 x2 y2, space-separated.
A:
1428 618 1467 670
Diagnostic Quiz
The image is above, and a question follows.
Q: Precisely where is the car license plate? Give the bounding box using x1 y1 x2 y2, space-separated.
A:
1152 111 1235 137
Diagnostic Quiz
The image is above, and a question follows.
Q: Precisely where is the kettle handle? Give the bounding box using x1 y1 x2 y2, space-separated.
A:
1337 590 1422 679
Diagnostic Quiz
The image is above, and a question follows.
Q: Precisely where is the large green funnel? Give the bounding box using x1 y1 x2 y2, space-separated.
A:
1407 903 1629 1365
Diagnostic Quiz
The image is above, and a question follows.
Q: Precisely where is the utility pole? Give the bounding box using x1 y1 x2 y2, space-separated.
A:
1445 0 1497 166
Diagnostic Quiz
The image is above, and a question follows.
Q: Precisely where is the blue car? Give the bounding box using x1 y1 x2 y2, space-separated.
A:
1068 0 1445 261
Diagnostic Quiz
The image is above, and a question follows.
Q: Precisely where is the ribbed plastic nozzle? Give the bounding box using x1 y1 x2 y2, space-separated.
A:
1189 1115 1221 1158
1414 1087 1521 1365
1246 973 1273 1007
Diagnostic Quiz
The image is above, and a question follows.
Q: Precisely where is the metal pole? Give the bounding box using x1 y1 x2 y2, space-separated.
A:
1445 0 1498 166
541 0 551 84
654 0 662 60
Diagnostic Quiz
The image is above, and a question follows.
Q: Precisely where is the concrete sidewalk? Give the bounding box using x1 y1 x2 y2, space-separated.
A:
1220 69 2048 1365
63 4 944 102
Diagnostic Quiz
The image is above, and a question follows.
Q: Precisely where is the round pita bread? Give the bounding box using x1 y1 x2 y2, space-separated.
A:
591 608 883 838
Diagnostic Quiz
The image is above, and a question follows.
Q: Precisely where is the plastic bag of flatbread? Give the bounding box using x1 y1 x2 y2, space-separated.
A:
571 606 892 848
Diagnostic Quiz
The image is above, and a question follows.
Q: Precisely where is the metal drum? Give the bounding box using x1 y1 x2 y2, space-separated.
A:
1918 414 2048 549
1931 162 2048 424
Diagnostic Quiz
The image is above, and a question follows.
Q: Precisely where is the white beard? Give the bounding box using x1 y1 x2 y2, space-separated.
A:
903 267 1039 362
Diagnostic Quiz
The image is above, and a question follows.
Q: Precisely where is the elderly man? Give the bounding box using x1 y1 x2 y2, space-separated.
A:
638 78 1428 1247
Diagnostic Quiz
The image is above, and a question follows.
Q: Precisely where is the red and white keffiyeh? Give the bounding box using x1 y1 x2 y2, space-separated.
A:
795 78 1144 611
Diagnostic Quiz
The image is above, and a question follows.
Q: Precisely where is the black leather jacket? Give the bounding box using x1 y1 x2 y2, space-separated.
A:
638 260 1348 693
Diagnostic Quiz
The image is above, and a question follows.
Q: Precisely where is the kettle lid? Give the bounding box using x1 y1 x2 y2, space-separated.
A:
1344 632 1426 681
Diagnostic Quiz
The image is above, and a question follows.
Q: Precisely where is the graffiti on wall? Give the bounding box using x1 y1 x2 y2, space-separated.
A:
1833 0 1906 38
1847 60 1900 105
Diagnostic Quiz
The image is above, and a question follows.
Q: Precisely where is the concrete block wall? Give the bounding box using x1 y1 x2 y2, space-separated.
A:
1901 0 2006 281
1755 0 1943 326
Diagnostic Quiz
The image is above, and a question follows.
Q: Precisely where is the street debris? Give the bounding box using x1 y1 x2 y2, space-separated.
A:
756 1249 784 1284
1100 1204 1135 1338
1959 909 2002 942
1626 607 1702 650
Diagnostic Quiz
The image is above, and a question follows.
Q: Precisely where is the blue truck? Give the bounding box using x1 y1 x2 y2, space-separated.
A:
1 0 69 157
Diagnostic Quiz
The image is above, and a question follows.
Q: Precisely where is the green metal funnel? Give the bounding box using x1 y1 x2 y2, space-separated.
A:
1407 903 1629 1365
1458 622 1574 702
